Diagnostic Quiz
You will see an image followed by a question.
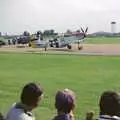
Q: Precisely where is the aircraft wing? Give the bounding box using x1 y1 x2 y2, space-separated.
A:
64 36 85 44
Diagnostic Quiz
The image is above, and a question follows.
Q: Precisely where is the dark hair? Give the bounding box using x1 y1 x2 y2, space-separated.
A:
21 82 43 106
99 91 120 116
55 90 75 114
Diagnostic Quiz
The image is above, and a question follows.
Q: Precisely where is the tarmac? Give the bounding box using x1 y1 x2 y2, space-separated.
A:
0 44 120 56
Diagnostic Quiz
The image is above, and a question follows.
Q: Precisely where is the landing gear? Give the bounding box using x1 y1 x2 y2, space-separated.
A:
55 42 59 48
67 45 72 49
49 40 54 47
44 47 47 51
78 46 83 50
29 43 31 47
77 41 83 50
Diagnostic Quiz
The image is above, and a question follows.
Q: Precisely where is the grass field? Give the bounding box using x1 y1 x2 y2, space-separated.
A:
0 53 120 120
85 37 120 44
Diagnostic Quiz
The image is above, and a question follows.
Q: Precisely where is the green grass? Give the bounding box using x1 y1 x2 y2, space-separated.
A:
0 53 120 120
85 37 120 44
0 37 9 43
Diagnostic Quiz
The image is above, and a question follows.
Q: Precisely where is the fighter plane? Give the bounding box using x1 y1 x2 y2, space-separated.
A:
49 27 88 50
30 27 88 51
30 32 49 51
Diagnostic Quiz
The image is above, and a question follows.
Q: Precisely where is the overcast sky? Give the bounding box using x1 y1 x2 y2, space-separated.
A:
0 0 120 34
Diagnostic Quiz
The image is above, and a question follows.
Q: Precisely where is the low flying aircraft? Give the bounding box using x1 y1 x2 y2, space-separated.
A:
49 27 88 50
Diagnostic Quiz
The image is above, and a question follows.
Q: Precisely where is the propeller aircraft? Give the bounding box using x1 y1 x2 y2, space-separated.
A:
29 27 88 51
49 27 88 50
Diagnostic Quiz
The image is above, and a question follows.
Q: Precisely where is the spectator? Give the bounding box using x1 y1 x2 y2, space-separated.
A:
6 82 44 120
0 112 4 120
62 88 76 120
52 88 76 120
99 91 120 120
85 111 95 120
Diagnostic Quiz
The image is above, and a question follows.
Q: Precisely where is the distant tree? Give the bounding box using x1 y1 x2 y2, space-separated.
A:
66 29 72 34
49 29 54 35
76 30 80 33
43 30 49 36
36 31 42 38
0 32 2 37
43 29 55 36
23 31 30 36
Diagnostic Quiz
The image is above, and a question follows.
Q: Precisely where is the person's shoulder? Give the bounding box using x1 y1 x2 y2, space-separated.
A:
6 111 34 120
20 112 35 120
99 115 120 120
53 114 71 120
6 103 35 120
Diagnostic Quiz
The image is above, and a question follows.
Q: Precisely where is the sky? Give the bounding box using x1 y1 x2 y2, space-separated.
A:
0 0 120 34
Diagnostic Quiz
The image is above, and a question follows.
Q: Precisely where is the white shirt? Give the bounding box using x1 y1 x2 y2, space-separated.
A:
99 115 120 120
6 103 35 120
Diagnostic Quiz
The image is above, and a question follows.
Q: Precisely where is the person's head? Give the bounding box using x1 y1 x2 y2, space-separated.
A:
20 82 43 109
62 88 76 103
85 111 95 120
55 88 76 114
0 112 4 120
99 91 120 116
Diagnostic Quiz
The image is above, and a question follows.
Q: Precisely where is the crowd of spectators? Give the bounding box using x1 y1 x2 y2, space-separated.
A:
1 82 120 120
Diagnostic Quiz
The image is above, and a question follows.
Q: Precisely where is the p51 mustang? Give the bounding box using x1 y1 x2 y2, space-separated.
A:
49 27 88 50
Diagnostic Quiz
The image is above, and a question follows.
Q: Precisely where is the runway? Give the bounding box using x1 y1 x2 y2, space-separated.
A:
0 44 120 56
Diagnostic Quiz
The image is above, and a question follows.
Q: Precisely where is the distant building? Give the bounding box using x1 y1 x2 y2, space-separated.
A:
111 21 116 33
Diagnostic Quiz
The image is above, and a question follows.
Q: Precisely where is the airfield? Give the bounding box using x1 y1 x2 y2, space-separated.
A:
1 44 120 55
1 37 120 120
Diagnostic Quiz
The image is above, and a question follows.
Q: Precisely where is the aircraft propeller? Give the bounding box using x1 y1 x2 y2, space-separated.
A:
81 27 88 33
85 27 88 33
81 27 84 33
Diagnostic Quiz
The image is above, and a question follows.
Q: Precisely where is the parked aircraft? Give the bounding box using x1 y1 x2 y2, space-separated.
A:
30 33 49 51
29 27 88 51
30 38 49 51
17 36 30 44
49 27 88 50
0 40 6 46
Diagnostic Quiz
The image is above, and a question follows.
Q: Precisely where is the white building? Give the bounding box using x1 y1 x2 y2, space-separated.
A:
111 21 116 33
